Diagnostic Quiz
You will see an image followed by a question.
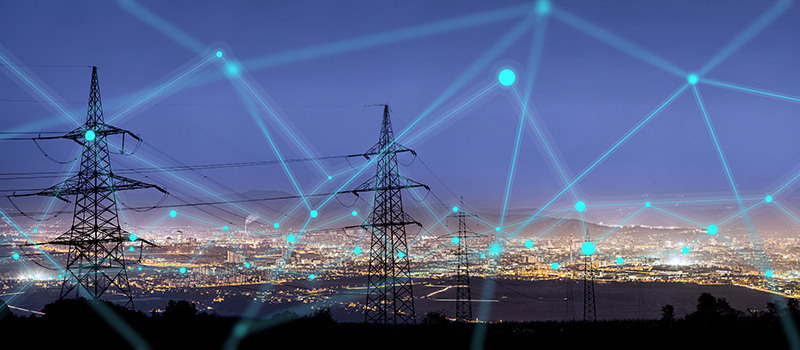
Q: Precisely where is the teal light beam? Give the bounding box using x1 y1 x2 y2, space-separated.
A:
702 78 800 104
0 49 81 126
499 100 528 228
698 0 793 76
107 54 216 123
220 57 329 176
116 0 207 53
510 86 578 200
511 84 687 237
32 148 82 233
588 197 762 207
595 206 646 243
551 6 685 77
774 202 800 226
718 200 765 226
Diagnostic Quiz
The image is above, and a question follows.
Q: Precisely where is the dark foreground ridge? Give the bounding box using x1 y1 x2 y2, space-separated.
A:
1 293 798 349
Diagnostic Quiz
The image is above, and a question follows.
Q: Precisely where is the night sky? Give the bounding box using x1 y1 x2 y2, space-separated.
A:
2 0 800 230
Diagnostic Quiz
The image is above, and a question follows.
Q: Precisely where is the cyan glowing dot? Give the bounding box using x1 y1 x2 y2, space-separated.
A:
616 257 624 265
536 0 552 16
327 175 332 180
129 234 137 242
169 210 177 217
129 247 135 252
32 229 37 233
489 242 502 256
351 210 358 217
452 237 460 244
58 274 63 278
354 247 362 255
575 201 586 212
498 69 516 86
480 254 486 259
525 240 533 249
223 225 229 230
687 73 699 85
179 267 187 274
287 234 295 243
707 225 718 235
645 202 651 207
84 129 96 141
310 210 318 218
137 267 142 271
216 51 223 58
245 263 251 268
273 223 280 229
495 227 501 232
309 274 316 280
765 195 773 203
581 241 595 256
682 247 690 255
765 270 774 278
12 253 19 260
452 206 459 213
551 262 559 270
398 252 405 259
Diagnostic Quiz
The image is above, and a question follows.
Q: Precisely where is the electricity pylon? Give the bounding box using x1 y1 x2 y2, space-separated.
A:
355 104 427 325
454 198 472 322
583 228 597 322
12 66 166 308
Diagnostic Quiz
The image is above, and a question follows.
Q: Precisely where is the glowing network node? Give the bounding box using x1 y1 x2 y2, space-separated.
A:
354 247 362 255
129 247 135 252
216 51 223 58
495 227 501 232
575 201 586 212
682 247 690 255
179 267 187 274
84 130 96 141
489 242 502 255
309 274 316 280
525 240 533 249
616 257 624 265
707 225 718 235
351 210 358 217
223 225 229 230
480 254 486 259
273 223 280 229
452 237 460 244
169 210 177 217
581 241 595 256
12 253 19 260
327 175 332 180
498 69 516 86
287 234 295 243
452 206 459 212
245 263 251 268
33 229 37 233
398 252 405 259
765 195 773 203
645 201 652 207
687 73 699 85
129 234 137 242
310 210 318 218
536 0 552 16
58 274 63 278
765 270 774 278
551 262 559 270
137 267 142 271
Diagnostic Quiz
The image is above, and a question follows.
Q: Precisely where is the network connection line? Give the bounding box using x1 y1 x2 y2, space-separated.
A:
499 99 527 228
107 54 217 123
702 78 800 104
0 49 81 126
511 84 688 238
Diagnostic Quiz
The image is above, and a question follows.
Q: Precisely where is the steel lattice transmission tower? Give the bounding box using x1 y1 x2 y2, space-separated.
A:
355 105 427 325
583 229 597 322
454 199 472 322
14 67 166 308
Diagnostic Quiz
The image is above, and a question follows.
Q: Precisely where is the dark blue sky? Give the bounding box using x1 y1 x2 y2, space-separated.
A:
2 0 800 227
